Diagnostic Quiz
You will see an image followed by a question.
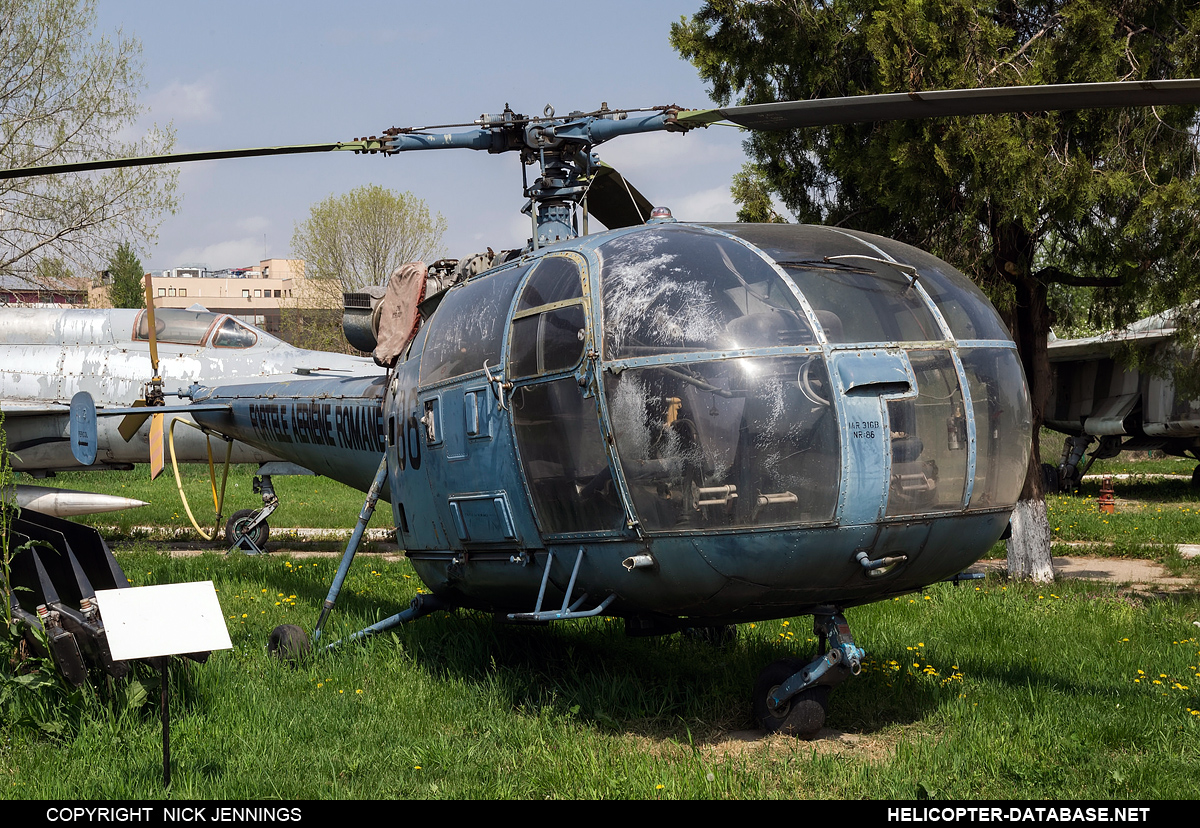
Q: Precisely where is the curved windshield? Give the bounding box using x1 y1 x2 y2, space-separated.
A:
604 355 840 530
711 223 1010 343
509 256 587 379
134 309 218 346
598 226 813 359
211 317 258 348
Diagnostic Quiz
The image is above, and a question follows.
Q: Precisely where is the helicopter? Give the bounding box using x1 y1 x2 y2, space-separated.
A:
11 78 1200 736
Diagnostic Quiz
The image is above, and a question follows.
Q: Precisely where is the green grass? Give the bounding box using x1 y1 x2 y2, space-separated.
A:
3 551 1199 798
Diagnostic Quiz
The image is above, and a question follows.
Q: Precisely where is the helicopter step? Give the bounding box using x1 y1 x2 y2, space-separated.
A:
753 609 864 737
506 547 616 623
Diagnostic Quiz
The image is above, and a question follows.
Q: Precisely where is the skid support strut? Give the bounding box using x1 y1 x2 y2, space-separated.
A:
312 457 390 644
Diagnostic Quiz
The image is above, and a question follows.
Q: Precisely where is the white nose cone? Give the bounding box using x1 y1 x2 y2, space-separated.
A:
7 484 149 517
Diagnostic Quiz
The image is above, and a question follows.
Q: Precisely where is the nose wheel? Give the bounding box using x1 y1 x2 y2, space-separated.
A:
753 658 831 736
752 610 861 737
226 474 278 554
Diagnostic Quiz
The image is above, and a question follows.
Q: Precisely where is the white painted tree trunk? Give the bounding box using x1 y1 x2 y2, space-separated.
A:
1005 498 1055 582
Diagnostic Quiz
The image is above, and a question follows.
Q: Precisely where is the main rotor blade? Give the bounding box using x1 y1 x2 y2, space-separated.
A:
679 78 1200 131
0 140 388 180
586 162 655 229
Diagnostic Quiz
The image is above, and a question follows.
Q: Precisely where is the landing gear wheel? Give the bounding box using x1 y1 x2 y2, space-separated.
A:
753 658 830 738
1041 463 1060 494
226 509 268 548
268 624 311 664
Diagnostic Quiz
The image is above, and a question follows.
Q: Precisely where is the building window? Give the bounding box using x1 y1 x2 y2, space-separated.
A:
158 287 166 297
168 288 176 297
179 288 187 298
242 289 250 298
254 289 261 298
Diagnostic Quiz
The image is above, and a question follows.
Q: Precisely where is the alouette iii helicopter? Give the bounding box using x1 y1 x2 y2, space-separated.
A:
8 78 1200 736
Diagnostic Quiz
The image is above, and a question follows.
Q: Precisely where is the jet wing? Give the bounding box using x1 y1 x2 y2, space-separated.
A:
1048 323 1177 361
0 402 71 417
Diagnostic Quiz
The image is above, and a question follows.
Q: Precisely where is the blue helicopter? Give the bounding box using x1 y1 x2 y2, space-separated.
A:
19 78 1200 735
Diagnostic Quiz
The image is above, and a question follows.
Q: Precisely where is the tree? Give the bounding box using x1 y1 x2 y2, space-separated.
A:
106 242 145 309
672 0 1200 580
285 185 447 352
1 0 177 286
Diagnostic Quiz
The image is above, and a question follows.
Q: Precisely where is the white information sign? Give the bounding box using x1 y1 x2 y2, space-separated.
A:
94 581 233 661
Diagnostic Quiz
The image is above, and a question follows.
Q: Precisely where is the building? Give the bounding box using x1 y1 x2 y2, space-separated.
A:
2 274 89 307
89 259 333 333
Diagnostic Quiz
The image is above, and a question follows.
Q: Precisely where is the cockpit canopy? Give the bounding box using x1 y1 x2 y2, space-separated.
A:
133 308 262 349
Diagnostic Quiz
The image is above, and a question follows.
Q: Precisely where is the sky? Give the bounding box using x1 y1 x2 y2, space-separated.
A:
93 1 749 274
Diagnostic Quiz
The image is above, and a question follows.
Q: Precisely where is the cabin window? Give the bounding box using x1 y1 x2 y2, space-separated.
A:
419 265 527 385
598 227 813 360
885 349 969 516
512 378 625 534
782 263 944 344
604 355 840 530
960 348 1031 510
508 256 587 379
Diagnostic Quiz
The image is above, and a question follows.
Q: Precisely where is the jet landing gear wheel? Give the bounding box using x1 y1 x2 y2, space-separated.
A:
752 658 830 738
226 509 269 549
268 625 311 664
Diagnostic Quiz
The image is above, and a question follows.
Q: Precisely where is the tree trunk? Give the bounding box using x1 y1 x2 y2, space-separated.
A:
997 230 1055 581
1005 497 1055 581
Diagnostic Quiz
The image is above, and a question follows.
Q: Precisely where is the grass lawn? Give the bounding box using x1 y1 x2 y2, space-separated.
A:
4 454 1200 799
3 552 1199 799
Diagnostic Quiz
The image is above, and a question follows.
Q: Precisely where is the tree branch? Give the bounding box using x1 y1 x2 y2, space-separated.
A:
1034 266 1125 287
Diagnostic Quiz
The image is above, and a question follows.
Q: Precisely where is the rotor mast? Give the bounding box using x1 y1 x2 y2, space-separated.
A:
374 104 679 248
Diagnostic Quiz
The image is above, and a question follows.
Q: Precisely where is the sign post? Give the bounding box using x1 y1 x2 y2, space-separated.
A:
95 581 232 787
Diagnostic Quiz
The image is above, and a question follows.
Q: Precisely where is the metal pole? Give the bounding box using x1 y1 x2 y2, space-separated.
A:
312 456 389 643
160 658 170 788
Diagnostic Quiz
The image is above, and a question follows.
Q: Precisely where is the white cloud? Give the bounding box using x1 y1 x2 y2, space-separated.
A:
597 130 743 175
672 185 737 222
146 79 219 124
237 215 271 234
173 238 265 270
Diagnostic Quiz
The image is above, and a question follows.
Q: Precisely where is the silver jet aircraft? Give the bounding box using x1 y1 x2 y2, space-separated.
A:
1045 308 1200 488
0 305 383 531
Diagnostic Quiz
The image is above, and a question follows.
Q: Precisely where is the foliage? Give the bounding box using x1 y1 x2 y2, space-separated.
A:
671 1 1200 576
276 307 356 354
730 163 787 223
0 0 177 284
105 242 146 309
33 257 75 287
291 184 447 292
286 184 447 351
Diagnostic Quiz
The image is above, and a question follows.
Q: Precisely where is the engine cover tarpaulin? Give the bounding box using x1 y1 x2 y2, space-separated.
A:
373 262 427 368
